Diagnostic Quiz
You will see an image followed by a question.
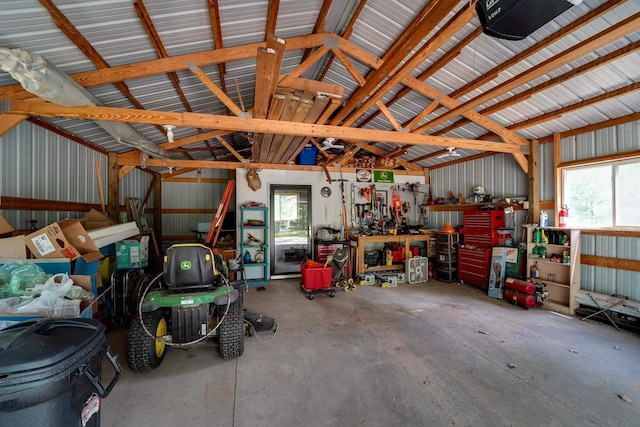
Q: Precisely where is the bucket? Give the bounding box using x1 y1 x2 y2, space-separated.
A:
410 246 420 257
0 318 120 426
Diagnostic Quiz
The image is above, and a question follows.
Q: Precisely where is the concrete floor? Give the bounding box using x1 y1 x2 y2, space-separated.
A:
101 279 640 427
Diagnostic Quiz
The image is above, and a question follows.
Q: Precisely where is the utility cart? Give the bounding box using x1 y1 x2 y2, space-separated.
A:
300 247 352 299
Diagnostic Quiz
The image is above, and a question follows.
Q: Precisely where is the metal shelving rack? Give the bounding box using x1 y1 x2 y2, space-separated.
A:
239 206 269 286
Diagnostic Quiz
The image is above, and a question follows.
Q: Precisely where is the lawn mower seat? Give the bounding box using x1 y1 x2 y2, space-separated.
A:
164 243 222 291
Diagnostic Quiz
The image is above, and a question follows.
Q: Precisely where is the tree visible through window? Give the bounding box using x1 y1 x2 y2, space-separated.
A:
563 159 640 228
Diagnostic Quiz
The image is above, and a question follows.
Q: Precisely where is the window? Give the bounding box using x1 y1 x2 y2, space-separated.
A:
563 159 640 228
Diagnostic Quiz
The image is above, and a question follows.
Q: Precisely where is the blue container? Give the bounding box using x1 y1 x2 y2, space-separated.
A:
297 146 318 165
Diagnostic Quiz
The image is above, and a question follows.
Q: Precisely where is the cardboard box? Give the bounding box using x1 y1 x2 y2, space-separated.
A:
59 219 103 262
115 240 147 269
81 209 117 230
0 214 15 236
0 236 26 259
24 222 81 260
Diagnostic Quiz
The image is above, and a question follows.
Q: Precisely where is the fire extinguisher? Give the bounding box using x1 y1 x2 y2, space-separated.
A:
559 205 569 227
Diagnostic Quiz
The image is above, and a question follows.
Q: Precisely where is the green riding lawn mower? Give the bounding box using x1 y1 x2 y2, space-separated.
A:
126 243 245 372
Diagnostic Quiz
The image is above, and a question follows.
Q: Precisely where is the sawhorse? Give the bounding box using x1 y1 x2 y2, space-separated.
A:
581 293 623 331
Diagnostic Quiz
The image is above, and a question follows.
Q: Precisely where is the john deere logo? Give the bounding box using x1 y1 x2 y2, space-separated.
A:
180 261 192 270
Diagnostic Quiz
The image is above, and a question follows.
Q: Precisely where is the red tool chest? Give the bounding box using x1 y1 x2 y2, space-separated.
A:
459 210 505 288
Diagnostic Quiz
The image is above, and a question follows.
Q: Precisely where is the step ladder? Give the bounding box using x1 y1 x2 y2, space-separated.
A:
205 178 235 247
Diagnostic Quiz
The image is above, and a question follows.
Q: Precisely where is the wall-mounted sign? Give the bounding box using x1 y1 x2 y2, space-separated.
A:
374 171 394 183
356 169 372 182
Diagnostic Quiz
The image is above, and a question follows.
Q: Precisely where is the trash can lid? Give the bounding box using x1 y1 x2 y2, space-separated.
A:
0 318 105 374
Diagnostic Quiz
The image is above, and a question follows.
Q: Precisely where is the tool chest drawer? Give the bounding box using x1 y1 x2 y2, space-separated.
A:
458 246 491 287
463 231 500 247
463 210 505 231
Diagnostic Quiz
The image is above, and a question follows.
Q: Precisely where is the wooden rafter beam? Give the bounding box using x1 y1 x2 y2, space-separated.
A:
505 82 640 132
258 93 288 162
434 40 640 136
283 95 332 164
39 0 167 136
406 97 441 132
188 61 244 116
254 47 278 120
333 0 465 127
402 76 528 173
118 156 431 174
537 112 640 144
207 0 228 101
266 0 281 38
331 48 402 131
318 0 368 81
0 33 328 100
453 0 626 102
118 130 234 161
426 10 640 131
26 116 108 155
0 113 27 137
266 35 287 97
3 100 527 154
429 151 496 170
134 0 215 158
277 76 343 97
409 149 450 164
301 0 332 62
279 46 330 88
215 135 245 163
358 24 482 130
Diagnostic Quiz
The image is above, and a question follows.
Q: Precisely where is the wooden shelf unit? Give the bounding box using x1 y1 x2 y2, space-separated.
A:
525 225 581 315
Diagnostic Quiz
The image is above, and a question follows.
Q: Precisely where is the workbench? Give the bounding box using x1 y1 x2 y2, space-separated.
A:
350 233 436 275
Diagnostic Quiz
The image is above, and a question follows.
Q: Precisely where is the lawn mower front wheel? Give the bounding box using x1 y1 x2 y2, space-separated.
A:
126 310 168 372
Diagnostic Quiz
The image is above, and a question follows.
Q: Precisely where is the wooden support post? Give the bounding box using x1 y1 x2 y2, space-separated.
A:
553 133 562 225
153 172 162 249
107 152 120 221
528 139 539 225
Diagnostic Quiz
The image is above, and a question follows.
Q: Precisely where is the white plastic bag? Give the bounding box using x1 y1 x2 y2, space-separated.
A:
13 274 75 316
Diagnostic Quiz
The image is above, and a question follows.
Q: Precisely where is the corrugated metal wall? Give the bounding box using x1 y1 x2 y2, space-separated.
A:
161 168 233 238
0 120 109 228
559 120 640 301
429 152 529 242
0 120 160 230
429 121 640 301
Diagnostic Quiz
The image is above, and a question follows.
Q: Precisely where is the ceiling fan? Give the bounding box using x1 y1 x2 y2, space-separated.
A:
320 137 345 151
437 147 461 159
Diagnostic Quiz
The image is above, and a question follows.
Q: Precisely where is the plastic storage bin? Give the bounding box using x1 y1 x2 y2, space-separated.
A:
297 145 318 165
0 318 120 426
300 265 332 290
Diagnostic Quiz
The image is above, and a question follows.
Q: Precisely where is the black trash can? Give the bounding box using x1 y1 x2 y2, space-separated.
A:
0 318 121 426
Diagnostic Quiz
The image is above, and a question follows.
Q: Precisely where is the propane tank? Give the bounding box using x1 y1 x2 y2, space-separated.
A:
559 205 569 227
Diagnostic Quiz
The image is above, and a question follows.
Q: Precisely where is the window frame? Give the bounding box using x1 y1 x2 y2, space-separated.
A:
561 157 640 230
